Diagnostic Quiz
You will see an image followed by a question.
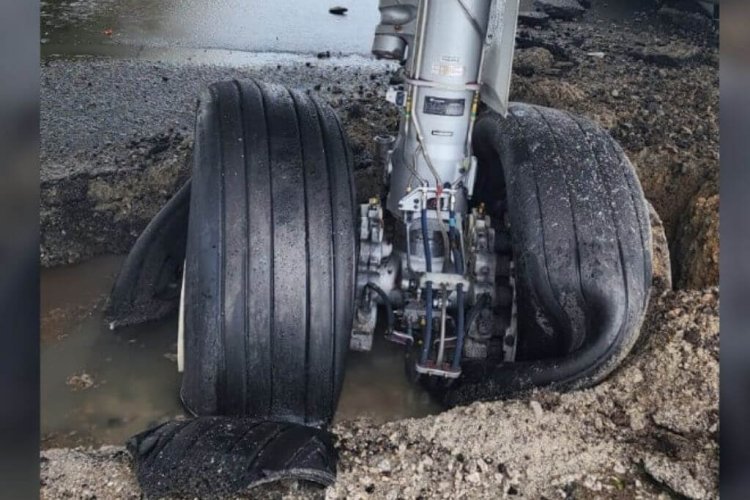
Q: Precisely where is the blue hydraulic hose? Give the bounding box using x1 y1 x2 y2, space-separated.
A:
361 283 394 336
449 209 466 370
420 207 434 365
449 210 464 275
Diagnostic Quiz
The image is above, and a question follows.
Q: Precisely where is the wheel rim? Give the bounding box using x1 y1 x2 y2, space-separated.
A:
177 260 186 373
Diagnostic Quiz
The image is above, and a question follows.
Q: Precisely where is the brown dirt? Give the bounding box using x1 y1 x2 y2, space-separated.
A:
40 132 192 266
674 188 719 289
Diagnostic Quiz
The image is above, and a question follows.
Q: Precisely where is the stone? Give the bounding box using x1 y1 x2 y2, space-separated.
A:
518 10 551 27
533 0 585 21
530 401 544 419
66 372 95 390
658 7 716 36
642 455 708 500
513 47 555 76
628 43 702 68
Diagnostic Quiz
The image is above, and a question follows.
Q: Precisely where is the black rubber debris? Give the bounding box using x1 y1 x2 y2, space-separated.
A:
329 6 348 15
106 180 190 329
127 417 337 498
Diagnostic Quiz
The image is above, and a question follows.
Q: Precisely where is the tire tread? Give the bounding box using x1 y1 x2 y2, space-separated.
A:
182 80 355 425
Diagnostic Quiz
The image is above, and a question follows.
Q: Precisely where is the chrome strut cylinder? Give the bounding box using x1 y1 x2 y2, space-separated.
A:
376 0 493 216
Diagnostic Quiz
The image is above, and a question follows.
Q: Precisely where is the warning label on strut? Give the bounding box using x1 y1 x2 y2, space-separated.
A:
423 96 466 117
431 56 465 77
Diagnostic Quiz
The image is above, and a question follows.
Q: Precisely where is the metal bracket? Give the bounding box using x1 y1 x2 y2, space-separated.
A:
415 362 461 379
351 307 378 352
467 208 496 302
419 272 470 291
480 0 521 116
397 186 457 214
386 86 407 108
351 199 397 352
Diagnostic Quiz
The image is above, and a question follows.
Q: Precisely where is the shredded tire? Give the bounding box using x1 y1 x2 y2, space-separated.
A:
440 103 652 405
128 417 337 498
106 180 190 329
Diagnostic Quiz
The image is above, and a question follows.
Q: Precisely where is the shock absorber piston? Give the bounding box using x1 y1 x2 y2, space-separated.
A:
385 0 492 216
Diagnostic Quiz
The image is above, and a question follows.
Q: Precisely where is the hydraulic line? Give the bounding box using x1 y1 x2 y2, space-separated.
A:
412 0 429 81
390 321 415 345
420 207 434 365
420 208 433 274
434 186 452 270
449 209 464 274
436 285 449 365
452 283 465 370
360 282 394 336
408 143 429 188
405 216 415 274
464 91 481 159
401 0 427 147
450 206 466 370
450 207 466 370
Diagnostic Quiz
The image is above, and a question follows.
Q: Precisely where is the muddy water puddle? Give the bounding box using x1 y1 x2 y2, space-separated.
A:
40 0 659 62
41 256 439 449
42 0 380 58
